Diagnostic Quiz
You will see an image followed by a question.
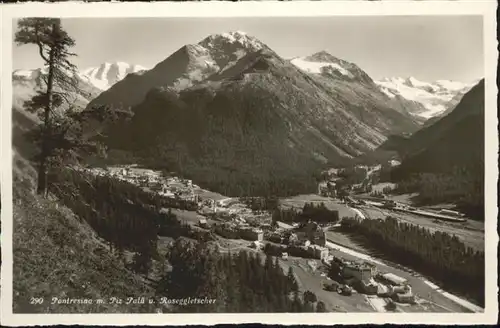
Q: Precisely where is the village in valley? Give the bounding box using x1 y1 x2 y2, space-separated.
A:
77 162 481 313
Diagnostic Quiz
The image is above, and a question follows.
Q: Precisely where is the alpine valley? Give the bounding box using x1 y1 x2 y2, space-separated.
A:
12 25 487 316
12 31 481 198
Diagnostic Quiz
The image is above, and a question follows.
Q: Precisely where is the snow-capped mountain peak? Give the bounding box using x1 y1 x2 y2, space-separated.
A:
434 79 474 92
291 51 354 78
172 30 270 83
201 31 264 52
81 62 148 90
220 30 248 41
291 56 350 76
375 76 476 119
404 76 436 89
290 50 374 85
13 66 71 80
12 61 149 112
304 50 342 64
13 69 40 79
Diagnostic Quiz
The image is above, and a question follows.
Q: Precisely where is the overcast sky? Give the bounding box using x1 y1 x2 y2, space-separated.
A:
13 16 483 82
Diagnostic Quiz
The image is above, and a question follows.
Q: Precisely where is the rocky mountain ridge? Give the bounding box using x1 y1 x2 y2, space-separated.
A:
84 31 422 196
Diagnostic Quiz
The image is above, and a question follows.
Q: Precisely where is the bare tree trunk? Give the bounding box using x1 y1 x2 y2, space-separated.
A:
36 23 56 197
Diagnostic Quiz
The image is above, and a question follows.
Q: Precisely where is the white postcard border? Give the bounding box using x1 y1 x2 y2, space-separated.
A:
1 1 498 326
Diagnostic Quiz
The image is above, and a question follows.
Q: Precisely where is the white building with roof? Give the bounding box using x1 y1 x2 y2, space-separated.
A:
343 262 376 285
381 273 408 286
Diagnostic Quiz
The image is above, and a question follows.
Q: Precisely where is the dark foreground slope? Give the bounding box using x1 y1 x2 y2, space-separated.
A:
12 154 156 313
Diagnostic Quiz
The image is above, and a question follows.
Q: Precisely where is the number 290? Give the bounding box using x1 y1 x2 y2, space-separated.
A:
30 297 44 305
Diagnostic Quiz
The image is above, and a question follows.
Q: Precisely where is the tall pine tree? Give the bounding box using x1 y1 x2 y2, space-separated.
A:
15 18 78 196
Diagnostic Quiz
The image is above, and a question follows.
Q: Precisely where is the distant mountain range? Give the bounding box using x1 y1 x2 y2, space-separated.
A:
12 62 146 161
12 67 101 112
87 32 422 153
13 61 147 106
12 30 482 197
12 43 473 122
84 31 424 196
289 55 475 121
81 62 148 90
375 76 477 119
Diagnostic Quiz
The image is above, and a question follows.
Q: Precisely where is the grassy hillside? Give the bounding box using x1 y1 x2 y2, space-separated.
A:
12 155 157 313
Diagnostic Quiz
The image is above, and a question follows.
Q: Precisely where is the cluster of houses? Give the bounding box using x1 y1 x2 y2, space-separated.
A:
93 166 284 242
88 165 201 204
196 200 331 261
207 212 329 251
197 198 270 224
263 220 330 260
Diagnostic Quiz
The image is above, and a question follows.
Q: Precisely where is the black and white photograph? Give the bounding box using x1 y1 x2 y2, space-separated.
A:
0 1 497 325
